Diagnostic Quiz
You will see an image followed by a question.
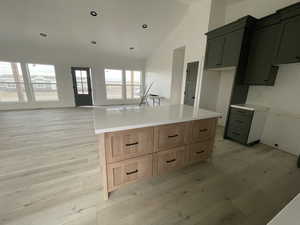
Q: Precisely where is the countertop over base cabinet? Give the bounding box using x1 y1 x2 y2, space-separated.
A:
98 118 218 200
93 105 220 200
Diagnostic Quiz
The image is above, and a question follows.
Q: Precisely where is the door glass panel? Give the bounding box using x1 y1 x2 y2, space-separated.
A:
82 82 88 94
81 71 87 82
75 70 89 95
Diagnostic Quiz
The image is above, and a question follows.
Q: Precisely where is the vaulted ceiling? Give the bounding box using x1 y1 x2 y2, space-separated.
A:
0 0 191 60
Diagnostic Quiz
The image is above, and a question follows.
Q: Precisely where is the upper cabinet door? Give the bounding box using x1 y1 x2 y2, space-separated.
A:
222 29 244 67
276 16 300 64
205 36 225 69
244 23 281 85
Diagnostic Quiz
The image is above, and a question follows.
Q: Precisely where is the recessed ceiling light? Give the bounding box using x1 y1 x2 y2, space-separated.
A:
91 41 97 45
142 24 148 29
40 32 47 37
129 47 135 50
90 10 98 16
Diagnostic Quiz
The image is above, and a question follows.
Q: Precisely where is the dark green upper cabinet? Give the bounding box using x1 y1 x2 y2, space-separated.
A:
204 16 256 70
205 30 244 69
205 37 225 68
244 19 281 85
276 15 300 64
222 29 244 67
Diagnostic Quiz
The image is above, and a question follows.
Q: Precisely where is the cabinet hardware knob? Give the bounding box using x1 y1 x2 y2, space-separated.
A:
126 169 138 175
196 150 205 154
200 128 208 132
166 159 176 163
126 142 138 147
168 134 178 138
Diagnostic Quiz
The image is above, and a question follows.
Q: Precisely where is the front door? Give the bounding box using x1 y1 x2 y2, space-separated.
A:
184 61 199 106
71 67 93 106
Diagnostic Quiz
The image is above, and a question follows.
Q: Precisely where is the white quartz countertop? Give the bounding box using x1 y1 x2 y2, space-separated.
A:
267 193 300 225
93 104 221 134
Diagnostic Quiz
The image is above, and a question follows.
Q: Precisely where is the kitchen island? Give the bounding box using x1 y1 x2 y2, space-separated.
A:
93 104 220 199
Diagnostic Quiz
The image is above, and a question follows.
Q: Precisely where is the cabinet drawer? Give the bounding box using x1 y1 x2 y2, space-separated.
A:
154 147 187 176
105 127 153 163
230 107 253 118
154 123 187 151
189 140 212 163
227 126 248 144
228 113 252 131
191 119 214 143
107 155 153 191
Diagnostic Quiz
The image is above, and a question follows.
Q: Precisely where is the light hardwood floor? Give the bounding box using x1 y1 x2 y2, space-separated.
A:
0 108 299 225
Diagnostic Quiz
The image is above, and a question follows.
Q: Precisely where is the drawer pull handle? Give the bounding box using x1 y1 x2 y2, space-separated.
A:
126 142 138 147
232 132 240 136
166 159 176 163
168 134 178 138
196 150 205 154
200 128 208 132
126 169 138 175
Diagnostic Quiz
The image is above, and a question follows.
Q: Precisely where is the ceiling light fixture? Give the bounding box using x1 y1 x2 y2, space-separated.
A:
91 41 97 45
40 32 48 37
142 24 148 29
90 10 98 16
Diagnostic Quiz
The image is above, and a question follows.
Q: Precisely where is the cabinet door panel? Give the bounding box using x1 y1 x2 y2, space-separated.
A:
277 16 300 64
205 37 225 69
154 123 187 151
105 127 153 163
244 23 281 85
154 147 186 176
191 119 214 143
222 29 244 67
189 140 212 164
107 155 153 191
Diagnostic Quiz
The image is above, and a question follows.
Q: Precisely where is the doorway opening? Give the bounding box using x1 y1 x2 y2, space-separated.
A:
184 61 199 106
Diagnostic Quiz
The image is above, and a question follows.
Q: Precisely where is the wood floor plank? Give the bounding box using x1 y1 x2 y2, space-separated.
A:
0 107 299 225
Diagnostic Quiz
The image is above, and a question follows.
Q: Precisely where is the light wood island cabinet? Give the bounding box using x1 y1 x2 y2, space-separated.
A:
94 105 220 199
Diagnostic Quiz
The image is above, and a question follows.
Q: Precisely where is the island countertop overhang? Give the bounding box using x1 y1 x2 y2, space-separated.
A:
93 104 221 134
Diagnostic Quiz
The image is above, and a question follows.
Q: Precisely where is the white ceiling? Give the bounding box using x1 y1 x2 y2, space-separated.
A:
0 0 190 60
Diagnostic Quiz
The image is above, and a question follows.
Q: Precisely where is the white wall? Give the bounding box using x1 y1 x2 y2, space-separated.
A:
199 0 229 123
0 42 145 110
221 0 300 155
145 0 213 102
215 69 235 126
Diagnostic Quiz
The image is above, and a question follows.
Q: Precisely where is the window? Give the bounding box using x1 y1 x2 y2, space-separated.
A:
105 69 123 99
126 70 142 99
104 69 142 100
27 64 58 101
0 61 27 102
